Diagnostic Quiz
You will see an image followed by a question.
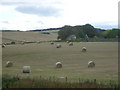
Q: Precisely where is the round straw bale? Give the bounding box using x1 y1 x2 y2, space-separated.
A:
50 42 54 45
88 61 95 68
5 61 13 67
82 47 87 52
66 41 69 43
23 66 31 73
56 62 62 68
69 42 73 46
2 44 5 48
56 44 62 48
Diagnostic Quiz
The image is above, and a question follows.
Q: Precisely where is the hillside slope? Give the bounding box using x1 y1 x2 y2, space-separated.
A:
2 31 58 43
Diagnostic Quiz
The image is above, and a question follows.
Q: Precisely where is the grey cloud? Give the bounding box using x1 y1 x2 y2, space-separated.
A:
15 5 61 17
25 20 44 24
37 21 44 24
0 0 62 6
1 21 9 24
0 1 27 5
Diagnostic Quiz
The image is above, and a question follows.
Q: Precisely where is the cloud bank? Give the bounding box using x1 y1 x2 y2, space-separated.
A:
0 0 118 30
15 5 61 17
1 21 9 24
0 0 62 17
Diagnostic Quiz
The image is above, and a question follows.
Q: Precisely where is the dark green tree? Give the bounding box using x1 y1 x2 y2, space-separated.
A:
58 24 100 40
58 25 73 40
102 29 119 38
82 24 97 38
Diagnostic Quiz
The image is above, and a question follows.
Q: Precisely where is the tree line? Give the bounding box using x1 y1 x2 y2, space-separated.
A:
58 24 120 40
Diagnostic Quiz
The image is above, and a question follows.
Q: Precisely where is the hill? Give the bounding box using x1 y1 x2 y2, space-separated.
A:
2 31 58 43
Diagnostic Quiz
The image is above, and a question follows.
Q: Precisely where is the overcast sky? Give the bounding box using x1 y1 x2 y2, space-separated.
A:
0 0 119 31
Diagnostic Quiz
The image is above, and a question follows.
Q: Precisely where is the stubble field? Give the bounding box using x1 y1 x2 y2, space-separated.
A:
2 39 118 83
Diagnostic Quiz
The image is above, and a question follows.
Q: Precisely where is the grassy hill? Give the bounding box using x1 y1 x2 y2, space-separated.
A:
2 31 58 43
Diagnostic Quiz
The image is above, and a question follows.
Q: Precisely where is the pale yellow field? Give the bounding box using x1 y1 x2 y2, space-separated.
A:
2 31 58 43
2 41 118 82
1 32 118 82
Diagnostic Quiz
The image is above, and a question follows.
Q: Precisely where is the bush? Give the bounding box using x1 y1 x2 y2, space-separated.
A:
11 41 15 44
41 32 50 34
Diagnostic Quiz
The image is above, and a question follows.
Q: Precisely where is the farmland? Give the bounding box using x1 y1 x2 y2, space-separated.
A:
2 31 118 88
2 31 58 43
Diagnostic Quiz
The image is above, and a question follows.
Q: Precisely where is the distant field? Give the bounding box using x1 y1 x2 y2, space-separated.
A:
2 31 58 43
2 41 118 82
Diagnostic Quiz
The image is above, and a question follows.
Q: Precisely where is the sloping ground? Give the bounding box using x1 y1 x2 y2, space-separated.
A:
2 31 58 43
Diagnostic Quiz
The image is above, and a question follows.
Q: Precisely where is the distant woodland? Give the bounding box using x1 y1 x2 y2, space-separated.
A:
58 24 120 40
